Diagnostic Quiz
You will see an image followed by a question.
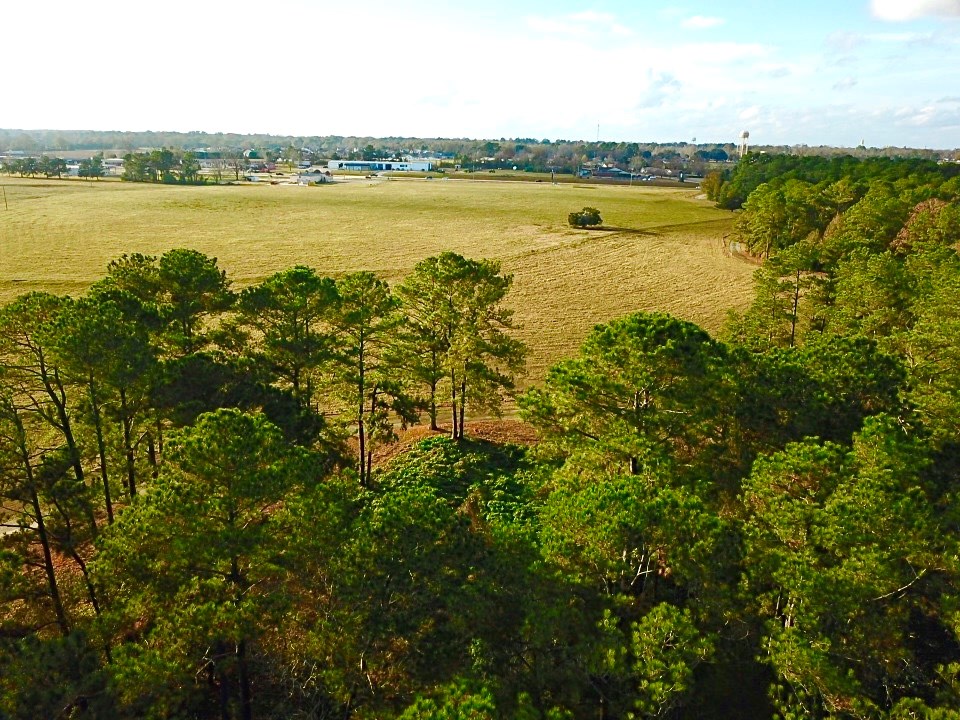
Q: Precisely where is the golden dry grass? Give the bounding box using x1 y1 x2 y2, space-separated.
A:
0 176 755 381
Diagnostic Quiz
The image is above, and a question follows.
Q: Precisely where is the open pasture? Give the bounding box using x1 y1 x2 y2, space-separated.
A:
0 176 754 380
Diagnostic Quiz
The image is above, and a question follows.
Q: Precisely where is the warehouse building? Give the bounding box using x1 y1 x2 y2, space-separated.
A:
326 160 433 172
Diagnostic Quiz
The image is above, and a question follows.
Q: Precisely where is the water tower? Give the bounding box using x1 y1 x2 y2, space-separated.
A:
738 130 750 157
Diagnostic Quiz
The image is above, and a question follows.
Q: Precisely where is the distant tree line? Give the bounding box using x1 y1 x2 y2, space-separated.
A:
2 155 68 178
121 149 203 184
4 128 951 178
1 154 106 179
701 152 960 210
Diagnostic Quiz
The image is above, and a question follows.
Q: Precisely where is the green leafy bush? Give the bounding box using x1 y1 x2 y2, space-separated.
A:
568 207 602 227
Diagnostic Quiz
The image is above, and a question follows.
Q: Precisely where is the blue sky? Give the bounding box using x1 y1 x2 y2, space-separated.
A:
6 0 960 147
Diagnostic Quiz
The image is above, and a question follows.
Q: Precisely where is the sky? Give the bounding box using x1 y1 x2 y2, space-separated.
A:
5 0 960 148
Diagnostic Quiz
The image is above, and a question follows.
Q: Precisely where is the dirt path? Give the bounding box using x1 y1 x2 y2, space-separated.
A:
727 240 763 264
371 419 539 467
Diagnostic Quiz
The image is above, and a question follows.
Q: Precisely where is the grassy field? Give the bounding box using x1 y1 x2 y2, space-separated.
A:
0 176 755 381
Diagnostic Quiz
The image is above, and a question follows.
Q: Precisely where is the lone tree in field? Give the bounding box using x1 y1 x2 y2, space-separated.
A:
568 207 603 228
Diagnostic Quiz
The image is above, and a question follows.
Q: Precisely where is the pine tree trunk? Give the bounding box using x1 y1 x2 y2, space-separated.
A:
429 349 439 430
790 268 801 347
237 639 252 720
450 370 458 439
458 378 467 441
357 402 366 486
365 388 377 482
65 546 101 618
357 343 367 486
119 388 137 500
215 639 230 720
42 364 96 537
31 488 69 635
147 433 159 480
88 380 113 523
18 426 70 636
630 391 642 475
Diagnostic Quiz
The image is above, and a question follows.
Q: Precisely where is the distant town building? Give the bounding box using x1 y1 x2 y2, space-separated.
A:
592 166 632 179
296 170 334 185
103 158 125 176
327 160 433 172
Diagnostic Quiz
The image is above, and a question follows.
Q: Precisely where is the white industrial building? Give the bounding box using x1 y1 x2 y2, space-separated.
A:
326 160 433 172
296 170 334 185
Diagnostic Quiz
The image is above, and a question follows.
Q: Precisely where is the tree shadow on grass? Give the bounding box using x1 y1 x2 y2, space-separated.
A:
583 225 658 236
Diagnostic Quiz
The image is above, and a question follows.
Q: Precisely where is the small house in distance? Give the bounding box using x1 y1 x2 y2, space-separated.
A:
327 160 433 172
296 169 334 185
592 166 633 179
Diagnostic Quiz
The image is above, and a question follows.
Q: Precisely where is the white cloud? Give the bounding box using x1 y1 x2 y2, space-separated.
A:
681 15 725 29
632 72 683 110
674 42 769 61
871 0 960 21
888 101 960 132
866 31 935 42
525 16 581 34
525 10 631 36
833 77 859 91
758 64 793 78
569 10 615 23
826 31 862 52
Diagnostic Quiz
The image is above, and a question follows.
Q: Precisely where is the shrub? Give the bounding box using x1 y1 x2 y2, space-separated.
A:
568 207 602 227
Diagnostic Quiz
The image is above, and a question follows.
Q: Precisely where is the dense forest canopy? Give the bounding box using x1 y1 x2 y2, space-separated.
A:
703 152 960 210
2 155 960 718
